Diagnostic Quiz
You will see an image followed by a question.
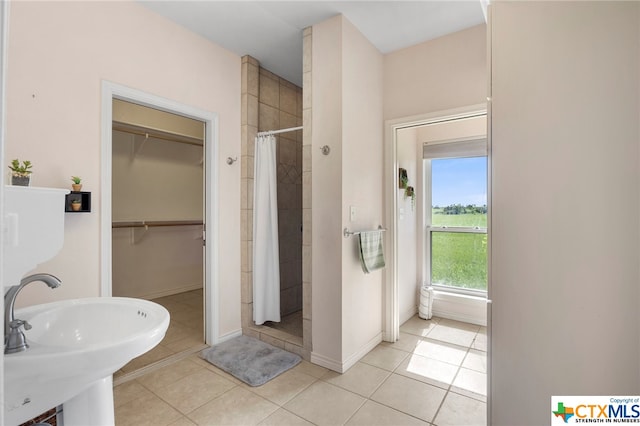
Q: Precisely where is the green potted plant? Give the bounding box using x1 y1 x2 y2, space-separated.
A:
71 176 82 192
404 185 415 210
399 168 408 189
8 159 32 186
70 198 82 211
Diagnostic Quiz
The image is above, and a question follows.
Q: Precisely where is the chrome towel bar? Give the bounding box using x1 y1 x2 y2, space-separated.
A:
343 225 387 238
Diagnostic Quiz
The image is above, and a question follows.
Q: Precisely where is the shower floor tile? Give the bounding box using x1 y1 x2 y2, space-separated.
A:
264 310 303 337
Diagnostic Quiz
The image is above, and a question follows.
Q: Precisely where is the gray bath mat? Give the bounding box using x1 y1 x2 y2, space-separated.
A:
200 335 301 387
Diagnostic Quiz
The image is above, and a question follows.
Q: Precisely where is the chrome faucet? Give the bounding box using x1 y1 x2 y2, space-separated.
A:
4 273 62 354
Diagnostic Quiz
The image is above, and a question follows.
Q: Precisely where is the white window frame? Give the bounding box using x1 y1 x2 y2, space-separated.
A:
423 140 488 297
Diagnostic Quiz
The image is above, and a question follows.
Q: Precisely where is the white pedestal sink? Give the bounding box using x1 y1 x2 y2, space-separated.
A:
4 297 170 425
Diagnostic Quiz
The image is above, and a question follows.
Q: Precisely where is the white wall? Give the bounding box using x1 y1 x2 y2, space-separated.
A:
490 2 640 424
395 127 419 323
5 1 241 337
340 16 385 366
384 24 487 121
311 15 384 371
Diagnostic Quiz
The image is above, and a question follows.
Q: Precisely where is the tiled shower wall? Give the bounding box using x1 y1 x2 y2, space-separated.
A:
301 27 312 353
258 67 303 316
241 43 312 358
240 55 258 333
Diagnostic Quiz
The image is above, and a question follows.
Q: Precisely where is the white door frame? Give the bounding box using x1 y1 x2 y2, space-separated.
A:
383 103 487 342
0 3 9 424
100 81 220 345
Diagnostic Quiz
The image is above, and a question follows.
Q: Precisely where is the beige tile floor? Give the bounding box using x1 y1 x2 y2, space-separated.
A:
114 315 487 426
116 289 205 377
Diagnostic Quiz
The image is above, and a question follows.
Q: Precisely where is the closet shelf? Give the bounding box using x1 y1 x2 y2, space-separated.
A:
112 220 203 229
113 122 204 147
113 122 204 163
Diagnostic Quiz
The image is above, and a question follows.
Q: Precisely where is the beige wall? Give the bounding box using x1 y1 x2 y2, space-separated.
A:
311 16 344 365
311 15 384 371
418 115 486 144
340 16 384 364
6 1 242 337
384 24 487 121
310 16 484 370
491 2 640 423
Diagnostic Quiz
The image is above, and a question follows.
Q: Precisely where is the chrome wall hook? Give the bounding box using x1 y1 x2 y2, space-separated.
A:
226 156 238 165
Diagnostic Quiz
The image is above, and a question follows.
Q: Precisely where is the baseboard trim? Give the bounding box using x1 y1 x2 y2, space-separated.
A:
400 306 418 325
311 332 382 373
113 343 208 386
219 329 243 343
310 351 343 373
342 332 382 372
124 283 203 301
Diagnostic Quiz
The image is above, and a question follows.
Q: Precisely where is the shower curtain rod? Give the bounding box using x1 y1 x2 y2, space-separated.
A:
257 126 303 137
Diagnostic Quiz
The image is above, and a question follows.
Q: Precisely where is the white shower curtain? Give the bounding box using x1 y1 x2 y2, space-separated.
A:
253 134 281 325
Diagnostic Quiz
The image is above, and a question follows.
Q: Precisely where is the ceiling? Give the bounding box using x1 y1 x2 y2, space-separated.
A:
139 1 487 86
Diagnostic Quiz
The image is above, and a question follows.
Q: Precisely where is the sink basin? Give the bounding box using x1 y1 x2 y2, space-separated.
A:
4 297 169 425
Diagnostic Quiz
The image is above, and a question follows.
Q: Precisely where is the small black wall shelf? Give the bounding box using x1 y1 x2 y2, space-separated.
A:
65 191 91 213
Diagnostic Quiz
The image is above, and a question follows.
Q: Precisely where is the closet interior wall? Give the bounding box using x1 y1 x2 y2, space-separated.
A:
111 108 204 300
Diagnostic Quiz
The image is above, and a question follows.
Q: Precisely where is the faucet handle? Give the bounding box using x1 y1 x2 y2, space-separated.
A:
10 319 31 331
5 319 30 354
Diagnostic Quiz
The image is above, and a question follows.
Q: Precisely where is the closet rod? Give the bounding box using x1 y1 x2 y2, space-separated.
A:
112 220 203 229
257 126 303 137
113 124 203 147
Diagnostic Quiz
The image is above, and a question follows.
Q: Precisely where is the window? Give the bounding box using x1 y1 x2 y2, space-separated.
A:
424 140 487 295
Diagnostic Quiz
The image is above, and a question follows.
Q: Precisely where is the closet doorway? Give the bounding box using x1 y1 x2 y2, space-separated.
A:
112 99 206 374
100 82 220 379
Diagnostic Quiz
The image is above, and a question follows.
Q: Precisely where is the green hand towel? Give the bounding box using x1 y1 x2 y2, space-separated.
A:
358 230 386 273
